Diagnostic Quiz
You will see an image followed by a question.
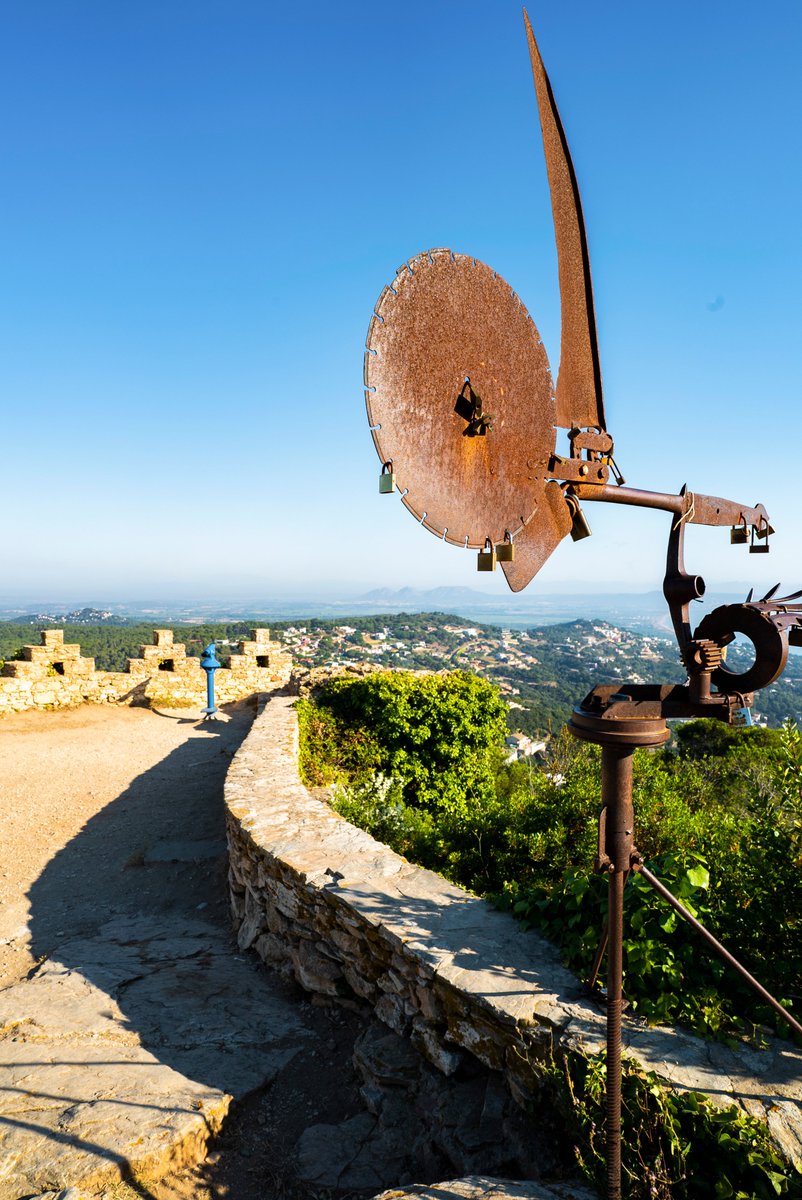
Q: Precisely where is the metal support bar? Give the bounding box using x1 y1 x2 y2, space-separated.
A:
571 482 770 532
587 920 608 992
634 860 802 1040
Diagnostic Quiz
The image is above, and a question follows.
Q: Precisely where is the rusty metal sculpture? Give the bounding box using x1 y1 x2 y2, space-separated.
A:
365 13 802 1199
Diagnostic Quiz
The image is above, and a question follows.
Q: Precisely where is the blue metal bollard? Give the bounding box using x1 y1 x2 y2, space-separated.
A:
200 641 221 718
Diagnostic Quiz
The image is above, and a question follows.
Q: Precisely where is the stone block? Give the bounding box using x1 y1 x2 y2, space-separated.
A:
153 630 174 646
227 656 252 675
377 969 407 997
62 658 95 678
41 629 65 647
266 906 290 936
342 964 378 1002
290 940 344 995
411 1018 464 1076
329 926 362 956
416 983 445 1025
141 647 167 663
274 881 300 919
253 932 288 964
24 645 52 664
375 992 414 1035
3 661 47 680
237 885 268 950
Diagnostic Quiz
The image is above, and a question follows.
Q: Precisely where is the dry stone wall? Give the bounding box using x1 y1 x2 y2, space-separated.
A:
0 628 291 715
225 693 802 1170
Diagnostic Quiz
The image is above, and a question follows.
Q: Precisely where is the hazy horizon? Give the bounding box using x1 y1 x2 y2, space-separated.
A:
0 578 762 610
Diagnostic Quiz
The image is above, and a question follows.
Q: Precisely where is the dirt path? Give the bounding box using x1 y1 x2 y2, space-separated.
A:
0 701 246 988
0 700 370 1200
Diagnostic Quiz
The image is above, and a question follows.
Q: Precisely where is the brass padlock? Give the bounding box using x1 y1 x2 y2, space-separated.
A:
477 537 497 571
379 461 395 494
730 523 748 545
566 495 592 542
495 532 514 562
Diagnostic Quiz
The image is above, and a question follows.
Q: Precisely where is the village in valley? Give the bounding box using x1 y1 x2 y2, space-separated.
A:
271 613 802 737
276 616 673 685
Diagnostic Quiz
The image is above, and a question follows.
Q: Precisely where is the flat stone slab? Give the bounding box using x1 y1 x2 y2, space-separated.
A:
0 915 309 1197
297 1111 411 1192
372 1176 597 1200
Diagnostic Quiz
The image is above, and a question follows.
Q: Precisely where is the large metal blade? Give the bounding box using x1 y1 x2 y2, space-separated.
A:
500 480 572 592
524 11 606 432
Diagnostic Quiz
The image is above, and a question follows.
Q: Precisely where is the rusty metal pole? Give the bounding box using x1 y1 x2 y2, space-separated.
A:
571 699 668 1200
601 745 634 1200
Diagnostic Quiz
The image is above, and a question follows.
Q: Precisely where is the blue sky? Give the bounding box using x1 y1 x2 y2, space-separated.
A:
2 2 800 603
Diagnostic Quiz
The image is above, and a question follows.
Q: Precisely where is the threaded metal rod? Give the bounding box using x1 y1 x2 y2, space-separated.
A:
601 746 634 1200
607 866 624 1199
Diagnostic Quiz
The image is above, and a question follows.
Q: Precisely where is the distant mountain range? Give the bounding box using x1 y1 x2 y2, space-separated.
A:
356 585 746 609
351 586 749 637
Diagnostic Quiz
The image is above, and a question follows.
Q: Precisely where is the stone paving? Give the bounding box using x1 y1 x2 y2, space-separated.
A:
374 1179 595 1200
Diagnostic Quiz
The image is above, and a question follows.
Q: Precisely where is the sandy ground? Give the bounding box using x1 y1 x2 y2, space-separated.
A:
0 701 247 987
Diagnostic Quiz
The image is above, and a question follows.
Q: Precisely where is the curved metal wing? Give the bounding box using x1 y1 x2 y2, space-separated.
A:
524 10 607 433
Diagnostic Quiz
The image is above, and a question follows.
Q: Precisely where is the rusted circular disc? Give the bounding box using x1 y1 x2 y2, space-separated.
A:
365 249 556 548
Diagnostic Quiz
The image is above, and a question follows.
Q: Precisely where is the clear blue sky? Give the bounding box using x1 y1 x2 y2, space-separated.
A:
2 2 800 603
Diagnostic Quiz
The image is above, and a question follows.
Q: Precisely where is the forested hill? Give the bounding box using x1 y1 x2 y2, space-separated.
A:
1 612 801 733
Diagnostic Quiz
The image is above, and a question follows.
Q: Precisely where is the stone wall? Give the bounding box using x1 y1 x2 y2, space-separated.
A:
0 628 291 715
225 693 802 1169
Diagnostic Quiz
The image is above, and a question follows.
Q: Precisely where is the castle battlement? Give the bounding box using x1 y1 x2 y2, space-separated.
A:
0 628 292 716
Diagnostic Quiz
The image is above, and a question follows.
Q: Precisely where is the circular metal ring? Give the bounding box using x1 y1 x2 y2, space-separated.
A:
694 604 788 694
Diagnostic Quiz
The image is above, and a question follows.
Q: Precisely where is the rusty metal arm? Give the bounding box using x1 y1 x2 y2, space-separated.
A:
571 482 770 531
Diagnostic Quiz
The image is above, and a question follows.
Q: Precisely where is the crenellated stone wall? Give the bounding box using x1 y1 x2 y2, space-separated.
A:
0 627 291 715
224 693 802 1170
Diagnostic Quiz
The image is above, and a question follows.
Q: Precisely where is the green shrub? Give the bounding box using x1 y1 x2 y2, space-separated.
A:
542 1050 802 1198
300 680 801 1040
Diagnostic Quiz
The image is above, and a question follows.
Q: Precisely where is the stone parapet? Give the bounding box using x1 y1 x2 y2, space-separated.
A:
0 628 293 715
3 629 94 686
224 694 802 1170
